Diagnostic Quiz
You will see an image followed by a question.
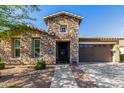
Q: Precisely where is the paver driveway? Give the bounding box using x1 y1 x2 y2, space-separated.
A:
79 62 124 88
50 65 78 88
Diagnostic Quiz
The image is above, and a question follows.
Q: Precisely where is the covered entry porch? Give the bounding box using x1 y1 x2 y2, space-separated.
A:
56 41 70 64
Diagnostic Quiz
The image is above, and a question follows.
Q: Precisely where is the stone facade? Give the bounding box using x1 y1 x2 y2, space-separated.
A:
0 30 56 64
0 12 81 64
45 14 81 63
112 44 120 62
0 12 123 65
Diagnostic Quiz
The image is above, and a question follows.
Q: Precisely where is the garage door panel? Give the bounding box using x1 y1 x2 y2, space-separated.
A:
79 44 112 62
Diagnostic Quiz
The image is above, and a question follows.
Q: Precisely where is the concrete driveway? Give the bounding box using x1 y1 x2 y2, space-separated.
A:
79 62 124 88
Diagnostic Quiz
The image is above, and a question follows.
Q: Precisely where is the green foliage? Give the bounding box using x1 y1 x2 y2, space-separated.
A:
0 62 5 70
0 5 40 40
0 71 1 78
35 58 46 70
120 54 124 61
0 58 3 77
0 5 40 30
0 24 32 40
0 57 1 62
5 85 19 88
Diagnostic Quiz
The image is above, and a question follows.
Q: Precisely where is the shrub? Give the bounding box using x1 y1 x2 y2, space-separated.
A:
120 54 124 62
0 57 1 61
5 85 18 88
0 62 5 70
0 71 1 78
35 58 46 70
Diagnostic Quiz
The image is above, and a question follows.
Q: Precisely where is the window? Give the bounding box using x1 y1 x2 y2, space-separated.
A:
14 39 20 57
33 39 40 58
60 25 67 32
79 44 85 48
79 44 94 48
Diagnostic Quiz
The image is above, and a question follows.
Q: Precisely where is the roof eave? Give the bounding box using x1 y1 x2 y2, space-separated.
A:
44 11 83 25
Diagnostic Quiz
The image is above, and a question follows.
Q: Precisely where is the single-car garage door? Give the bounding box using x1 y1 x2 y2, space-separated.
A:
79 44 113 62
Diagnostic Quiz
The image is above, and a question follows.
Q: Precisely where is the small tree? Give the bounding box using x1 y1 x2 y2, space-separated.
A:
0 5 40 31
0 5 40 40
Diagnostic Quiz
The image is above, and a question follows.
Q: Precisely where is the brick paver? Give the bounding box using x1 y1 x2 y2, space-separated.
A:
79 63 124 88
50 65 79 88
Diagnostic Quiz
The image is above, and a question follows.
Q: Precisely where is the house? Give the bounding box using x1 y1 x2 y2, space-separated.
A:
119 40 124 54
0 11 124 65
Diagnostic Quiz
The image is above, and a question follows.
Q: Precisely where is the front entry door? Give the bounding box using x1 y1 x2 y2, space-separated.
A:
57 42 70 63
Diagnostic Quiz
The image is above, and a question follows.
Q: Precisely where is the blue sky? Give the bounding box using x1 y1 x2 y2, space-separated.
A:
29 5 124 38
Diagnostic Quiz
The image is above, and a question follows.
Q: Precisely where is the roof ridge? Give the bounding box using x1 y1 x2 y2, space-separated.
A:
79 37 124 40
79 36 124 39
44 11 83 19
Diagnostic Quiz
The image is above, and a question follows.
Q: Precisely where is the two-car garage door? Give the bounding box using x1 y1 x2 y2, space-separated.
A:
79 44 113 62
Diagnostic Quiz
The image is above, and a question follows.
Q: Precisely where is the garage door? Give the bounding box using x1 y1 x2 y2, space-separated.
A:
79 44 113 62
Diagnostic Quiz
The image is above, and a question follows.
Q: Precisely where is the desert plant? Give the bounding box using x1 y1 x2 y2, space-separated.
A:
0 62 5 70
120 54 124 62
35 58 46 70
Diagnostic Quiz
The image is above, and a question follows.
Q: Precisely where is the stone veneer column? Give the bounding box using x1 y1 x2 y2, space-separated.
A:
112 44 120 63
70 36 79 64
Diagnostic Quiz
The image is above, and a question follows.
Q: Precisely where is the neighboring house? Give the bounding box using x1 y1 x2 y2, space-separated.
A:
0 11 124 65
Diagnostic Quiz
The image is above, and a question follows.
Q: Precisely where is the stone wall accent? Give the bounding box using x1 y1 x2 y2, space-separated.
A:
0 31 56 65
1 12 121 64
46 15 80 63
112 44 120 63
0 13 81 65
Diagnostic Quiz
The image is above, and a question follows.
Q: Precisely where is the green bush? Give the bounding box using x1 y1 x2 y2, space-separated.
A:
0 62 5 70
0 71 1 78
120 54 124 62
5 85 18 88
35 58 46 70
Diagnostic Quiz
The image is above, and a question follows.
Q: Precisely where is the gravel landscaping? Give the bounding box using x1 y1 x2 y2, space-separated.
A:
79 62 124 88
0 65 55 88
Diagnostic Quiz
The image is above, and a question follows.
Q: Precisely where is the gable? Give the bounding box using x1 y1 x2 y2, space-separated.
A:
44 11 82 25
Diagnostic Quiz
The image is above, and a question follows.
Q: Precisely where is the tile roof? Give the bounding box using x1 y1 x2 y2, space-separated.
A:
79 36 124 41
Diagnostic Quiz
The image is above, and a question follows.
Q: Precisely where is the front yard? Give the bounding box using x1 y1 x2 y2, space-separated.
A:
0 65 55 88
1 62 124 88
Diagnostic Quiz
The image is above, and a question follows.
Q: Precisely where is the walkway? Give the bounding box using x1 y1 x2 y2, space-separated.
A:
50 65 79 88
